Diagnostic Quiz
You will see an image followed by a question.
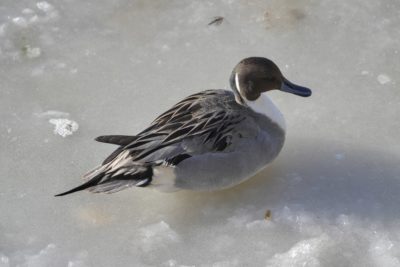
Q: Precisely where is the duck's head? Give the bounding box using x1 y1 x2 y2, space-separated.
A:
229 57 312 104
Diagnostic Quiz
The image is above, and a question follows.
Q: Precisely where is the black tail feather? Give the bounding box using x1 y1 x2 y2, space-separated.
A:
95 135 137 146
54 175 103 197
55 164 153 197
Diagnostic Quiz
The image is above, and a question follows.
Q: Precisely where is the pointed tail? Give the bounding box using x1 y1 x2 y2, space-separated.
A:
55 163 153 197
54 175 103 196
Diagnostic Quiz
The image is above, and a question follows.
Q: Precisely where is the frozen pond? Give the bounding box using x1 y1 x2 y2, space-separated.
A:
1 0 400 266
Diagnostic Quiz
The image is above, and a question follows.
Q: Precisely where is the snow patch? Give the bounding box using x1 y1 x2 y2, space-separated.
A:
35 110 79 137
36 1 54 13
377 74 391 85
22 243 57 267
369 236 400 267
139 221 180 252
49 118 79 137
361 70 369 75
12 17 28 28
267 235 331 267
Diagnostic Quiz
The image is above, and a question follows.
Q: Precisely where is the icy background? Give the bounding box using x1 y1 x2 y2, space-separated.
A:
1 0 400 266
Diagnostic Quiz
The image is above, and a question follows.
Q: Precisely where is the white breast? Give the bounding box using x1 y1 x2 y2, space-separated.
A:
235 73 286 130
246 93 286 131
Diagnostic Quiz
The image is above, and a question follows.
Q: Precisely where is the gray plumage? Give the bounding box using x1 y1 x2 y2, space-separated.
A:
55 57 311 196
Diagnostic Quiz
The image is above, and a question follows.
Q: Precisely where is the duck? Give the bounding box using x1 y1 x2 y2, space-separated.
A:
55 57 311 196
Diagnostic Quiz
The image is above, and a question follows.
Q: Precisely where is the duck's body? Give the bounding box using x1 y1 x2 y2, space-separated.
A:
153 90 286 191
56 57 311 196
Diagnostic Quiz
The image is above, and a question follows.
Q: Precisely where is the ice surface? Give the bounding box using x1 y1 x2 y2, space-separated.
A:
1 0 400 266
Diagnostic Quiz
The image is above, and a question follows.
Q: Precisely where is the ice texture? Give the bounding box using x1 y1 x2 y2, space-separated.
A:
267 235 330 267
49 118 79 137
139 221 180 253
1 0 400 266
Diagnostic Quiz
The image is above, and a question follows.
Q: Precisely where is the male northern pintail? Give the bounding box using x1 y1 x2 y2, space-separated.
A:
56 57 311 196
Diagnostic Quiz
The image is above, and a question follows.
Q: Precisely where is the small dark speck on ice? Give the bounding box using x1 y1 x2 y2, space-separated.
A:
208 16 224 26
265 209 272 220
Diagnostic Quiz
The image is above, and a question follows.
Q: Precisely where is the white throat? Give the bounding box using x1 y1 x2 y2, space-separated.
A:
235 73 286 130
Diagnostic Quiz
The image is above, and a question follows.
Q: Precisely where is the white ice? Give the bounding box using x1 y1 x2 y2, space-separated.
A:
377 74 391 85
49 118 79 137
1 0 400 266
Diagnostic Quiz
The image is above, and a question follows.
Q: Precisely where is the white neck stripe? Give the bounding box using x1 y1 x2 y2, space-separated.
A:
235 73 241 93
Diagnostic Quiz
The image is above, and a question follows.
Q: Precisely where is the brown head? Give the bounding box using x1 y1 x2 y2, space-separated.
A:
229 57 312 104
